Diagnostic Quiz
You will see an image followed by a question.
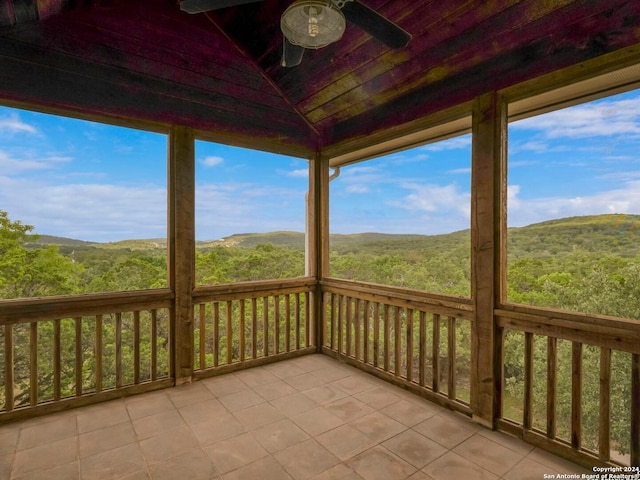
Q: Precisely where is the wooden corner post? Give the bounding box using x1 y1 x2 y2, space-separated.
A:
309 152 330 351
470 92 507 428
168 126 195 385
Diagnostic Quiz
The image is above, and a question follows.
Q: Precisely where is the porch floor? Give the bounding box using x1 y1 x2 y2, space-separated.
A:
1 354 591 480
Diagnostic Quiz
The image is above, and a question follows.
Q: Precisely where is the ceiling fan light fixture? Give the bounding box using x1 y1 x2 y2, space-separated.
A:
281 0 345 49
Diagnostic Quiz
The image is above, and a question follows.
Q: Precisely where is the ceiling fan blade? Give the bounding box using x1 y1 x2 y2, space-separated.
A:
341 1 411 48
281 39 305 67
180 0 264 14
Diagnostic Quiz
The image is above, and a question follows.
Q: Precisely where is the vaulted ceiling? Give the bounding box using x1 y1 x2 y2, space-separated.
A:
1 0 639 158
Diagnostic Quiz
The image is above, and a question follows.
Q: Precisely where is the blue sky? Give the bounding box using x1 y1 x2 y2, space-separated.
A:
1 88 639 242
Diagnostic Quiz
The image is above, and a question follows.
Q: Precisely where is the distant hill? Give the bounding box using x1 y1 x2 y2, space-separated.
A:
26 214 640 258
198 231 304 249
26 234 96 247
508 214 640 259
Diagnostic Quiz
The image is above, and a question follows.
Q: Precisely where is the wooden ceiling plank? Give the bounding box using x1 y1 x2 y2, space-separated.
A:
62 4 269 85
275 0 488 102
328 6 640 145
0 54 316 155
27 20 295 114
202 10 322 140
308 0 627 128
300 0 565 122
0 37 311 135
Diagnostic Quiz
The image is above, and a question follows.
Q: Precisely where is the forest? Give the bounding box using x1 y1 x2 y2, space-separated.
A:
1 210 639 459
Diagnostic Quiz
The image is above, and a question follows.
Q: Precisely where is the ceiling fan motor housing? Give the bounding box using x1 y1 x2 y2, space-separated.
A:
281 0 346 49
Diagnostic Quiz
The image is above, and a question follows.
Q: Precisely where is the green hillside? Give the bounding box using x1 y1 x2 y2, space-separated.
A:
27 214 640 260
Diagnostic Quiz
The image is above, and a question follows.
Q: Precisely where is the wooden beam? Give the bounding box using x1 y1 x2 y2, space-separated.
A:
168 126 195 384
310 152 329 351
470 91 507 428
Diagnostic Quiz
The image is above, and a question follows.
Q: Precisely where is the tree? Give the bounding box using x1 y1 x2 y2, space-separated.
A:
0 210 82 299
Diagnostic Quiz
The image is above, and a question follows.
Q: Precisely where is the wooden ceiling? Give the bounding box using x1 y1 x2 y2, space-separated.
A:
1 0 639 158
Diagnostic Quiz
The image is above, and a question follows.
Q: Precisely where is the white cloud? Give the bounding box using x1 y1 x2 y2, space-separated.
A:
0 177 166 241
201 156 224 167
0 113 37 135
195 182 305 239
287 169 308 178
345 184 370 193
508 180 640 226
396 182 470 216
0 150 72 174
421 135 472 151
511 97 640 139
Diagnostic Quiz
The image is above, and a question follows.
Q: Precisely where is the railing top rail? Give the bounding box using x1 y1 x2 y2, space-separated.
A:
496 306 640 354
0 289 174 325
497 303 640 335
193 277 316 302
320 277 473 319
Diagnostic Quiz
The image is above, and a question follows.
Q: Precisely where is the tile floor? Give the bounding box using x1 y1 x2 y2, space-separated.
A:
0 354 592 480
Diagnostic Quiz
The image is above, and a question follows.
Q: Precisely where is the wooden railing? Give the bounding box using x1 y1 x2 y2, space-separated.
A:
191 277 317 377
320 279 473 414
1 277 638 469
496 305 640 468
0 289 174 422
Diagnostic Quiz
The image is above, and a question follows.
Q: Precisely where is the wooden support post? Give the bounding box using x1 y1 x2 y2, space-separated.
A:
470 92 507 429
309 152 329 351
168 126 195 385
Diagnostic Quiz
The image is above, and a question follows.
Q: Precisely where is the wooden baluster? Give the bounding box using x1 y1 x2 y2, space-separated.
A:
4 325 14 411
295 293 301 350
149 311 156 382
330 293 336 351
115 313 122 389
239 299 246 362
363 300 370 365
346 296 352 357
133 311 140 385
373 303 379 368
274 296 280 355
394 307 401 377
338 295 344 355
285 294 291 353
354 299 361 360
419 311 426 387
304 291 310 348
263 297 269 357
30 321 38 406
251 298 258 359
75 316 83 396
432 314 440 393
95 314 103 391
383 304 390 372
199 304 206 370
54 319 61 401
599 347 611 462
213 302 219 366
547 337 557 439
448 316 456 399
631 353 639 467
571 342 582 449
523 332 534 430
406 309 414 383
226 301 233 364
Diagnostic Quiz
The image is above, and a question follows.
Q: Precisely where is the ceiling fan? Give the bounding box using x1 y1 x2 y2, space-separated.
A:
179 0 411 67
